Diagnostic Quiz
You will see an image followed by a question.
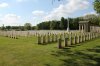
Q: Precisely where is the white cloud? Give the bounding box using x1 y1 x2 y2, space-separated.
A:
32 10 46 17
0 14 21 26
16 0 38 3
31 17 43 26
0 3 9 8
32 10 47 25
16 0 24 2
44 0 90 21
31 0 90 25
0 14 2 17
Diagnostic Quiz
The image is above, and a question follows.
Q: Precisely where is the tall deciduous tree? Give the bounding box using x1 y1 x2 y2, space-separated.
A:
24 23 32 30
94 0 100 14
6 26 11 30
60 17 65 29
1 24 5 30
82 14 100 26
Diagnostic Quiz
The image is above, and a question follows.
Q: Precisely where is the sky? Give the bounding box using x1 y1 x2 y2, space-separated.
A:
0 0 96 26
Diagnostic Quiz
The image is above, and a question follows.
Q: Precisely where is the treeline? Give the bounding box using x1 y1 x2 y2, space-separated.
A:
37 17 79 30
37 14 100 30
0 14 100 31
0 23 36 31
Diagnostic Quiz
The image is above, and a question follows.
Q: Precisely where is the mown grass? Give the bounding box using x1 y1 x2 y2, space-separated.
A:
0 36 100 66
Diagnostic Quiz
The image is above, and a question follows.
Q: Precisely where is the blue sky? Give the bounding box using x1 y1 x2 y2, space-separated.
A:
0 0 96 26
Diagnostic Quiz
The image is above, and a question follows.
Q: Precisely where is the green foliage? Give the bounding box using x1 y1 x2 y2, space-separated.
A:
37 17 80 30
32 26 36 30
6 26 11 30
50 20 60 30
19 26 25 31
94 0 100 14
0 23 37 31
37 21 50 30
82 14 100 26
1 24 5 30
60 17 65 29
24 23 32 30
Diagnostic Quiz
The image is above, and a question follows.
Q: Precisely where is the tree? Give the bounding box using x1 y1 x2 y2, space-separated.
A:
1 24 5 30
24 23 32 30
94 0 100 14
32 26 36 30
72 18 79 30
82 14 100 26
36 17 81 30
37 21 50 30
6 26 11 30
60 17 65 29
19 26 25 31
50 21 54 30
50 20 59 30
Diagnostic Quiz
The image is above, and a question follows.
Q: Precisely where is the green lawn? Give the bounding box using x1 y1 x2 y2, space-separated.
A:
0 36 100 66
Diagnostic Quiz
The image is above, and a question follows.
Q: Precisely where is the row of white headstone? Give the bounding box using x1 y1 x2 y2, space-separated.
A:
58 32 100 49
0 31 18 39
0 30 72 38
90 26 100 33
37 32 70 44
0 31 36 38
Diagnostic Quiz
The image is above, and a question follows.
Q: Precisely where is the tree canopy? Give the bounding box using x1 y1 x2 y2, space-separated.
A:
94 0 100 14
24 23 32 30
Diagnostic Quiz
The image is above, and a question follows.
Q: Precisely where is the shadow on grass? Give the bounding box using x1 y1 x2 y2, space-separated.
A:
44 64 51 66
87 46 100 53
67 39 97 48
50 46 100 66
